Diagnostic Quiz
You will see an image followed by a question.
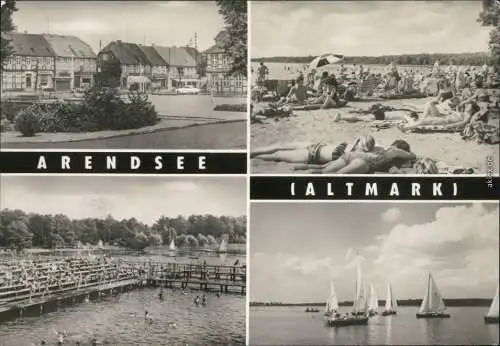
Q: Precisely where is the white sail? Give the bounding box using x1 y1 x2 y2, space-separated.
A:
419 273 447 313
169 239 176 251
392 286 398 310
361 286 369 314
368 284 378 312
385 283 397 312
353 262 363 313
219 239 227 252
385 283 393 311
487 285 499 318
326 280 339 313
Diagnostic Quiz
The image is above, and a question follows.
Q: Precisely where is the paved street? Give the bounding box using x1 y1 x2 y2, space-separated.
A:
3 121 246 149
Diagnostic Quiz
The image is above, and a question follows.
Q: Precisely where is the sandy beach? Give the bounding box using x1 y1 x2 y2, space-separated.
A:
251 98 499 174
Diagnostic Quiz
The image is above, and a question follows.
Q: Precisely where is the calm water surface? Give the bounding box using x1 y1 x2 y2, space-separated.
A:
250 306 500 345
149 95 246 120
0 252 246 346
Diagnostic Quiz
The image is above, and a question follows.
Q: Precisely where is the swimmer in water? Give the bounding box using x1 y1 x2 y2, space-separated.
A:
216 292 221 298
201 294 207 305
194 296 200 305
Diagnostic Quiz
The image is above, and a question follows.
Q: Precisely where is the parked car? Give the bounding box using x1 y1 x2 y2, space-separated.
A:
176 85 200 95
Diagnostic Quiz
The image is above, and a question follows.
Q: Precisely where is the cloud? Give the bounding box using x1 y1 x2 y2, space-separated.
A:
52 19 113 35
251 1 489 57
157 1 191 8
381 208 401 223
371 204 499 296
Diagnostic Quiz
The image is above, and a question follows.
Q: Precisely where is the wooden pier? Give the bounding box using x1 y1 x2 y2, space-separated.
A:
0 258 246 321
146 262 246 295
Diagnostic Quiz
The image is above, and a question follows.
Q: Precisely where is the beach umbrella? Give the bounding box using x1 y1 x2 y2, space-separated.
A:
309 54 344 69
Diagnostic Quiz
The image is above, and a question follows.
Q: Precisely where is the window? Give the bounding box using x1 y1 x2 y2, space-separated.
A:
40 75 49 87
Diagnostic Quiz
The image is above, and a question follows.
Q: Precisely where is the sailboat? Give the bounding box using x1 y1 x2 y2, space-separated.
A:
382 283 398 316
166 239 176 257
367 284 379 316
416 273 450 318
326 261 369 327
324 280 340 318
484 285 499 324
217 239 227 253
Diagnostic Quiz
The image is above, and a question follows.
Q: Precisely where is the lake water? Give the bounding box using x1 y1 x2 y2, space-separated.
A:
149 95 246 121
250 306 500 345
0 252 246 346
250 62 437 83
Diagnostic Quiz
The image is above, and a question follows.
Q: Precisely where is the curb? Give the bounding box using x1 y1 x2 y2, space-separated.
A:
2 119 246 145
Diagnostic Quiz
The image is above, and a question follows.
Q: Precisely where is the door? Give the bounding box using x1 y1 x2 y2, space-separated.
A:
25 75 32 90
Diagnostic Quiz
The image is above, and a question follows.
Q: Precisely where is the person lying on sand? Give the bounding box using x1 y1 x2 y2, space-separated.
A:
250 135 375 165
294 139 416 174
399 96 481 132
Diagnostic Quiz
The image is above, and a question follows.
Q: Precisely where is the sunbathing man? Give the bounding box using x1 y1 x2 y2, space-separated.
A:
251 135 376 165
399 95 481 132
282 76 313 105
294 139 416 174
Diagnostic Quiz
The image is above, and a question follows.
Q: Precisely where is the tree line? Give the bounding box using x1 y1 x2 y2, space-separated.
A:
252 52 490 66
250 298 492 307
0 209 246 252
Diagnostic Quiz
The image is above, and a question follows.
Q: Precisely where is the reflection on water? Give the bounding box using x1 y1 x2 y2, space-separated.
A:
250 306 500 345
0 289 245 346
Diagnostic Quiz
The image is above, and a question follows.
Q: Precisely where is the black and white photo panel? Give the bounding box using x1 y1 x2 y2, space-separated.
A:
249 201 499 345
0 175 247 345
250 0 499 175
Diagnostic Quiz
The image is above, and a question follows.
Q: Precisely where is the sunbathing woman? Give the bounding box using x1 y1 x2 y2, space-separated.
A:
251 135 375 165
294 139 416 174
399 95 481 132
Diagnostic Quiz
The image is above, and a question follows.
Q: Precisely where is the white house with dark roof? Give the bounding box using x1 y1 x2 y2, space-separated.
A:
1 32 96 92
152 45 199 88
1 32 56 91
42 34 96 90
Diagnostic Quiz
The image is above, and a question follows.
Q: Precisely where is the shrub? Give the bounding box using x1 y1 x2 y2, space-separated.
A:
14 105 41 136
10 88 160 134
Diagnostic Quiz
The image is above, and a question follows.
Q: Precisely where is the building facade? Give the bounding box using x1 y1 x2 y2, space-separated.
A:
204 31 246 94
42 34 96 91
98 42 201 90
1 33 56 92
1 32 96 92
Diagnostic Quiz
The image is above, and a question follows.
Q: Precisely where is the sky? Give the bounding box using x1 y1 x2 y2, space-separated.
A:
250 202 499 302
12 1 225 53
0 176 246 225
251 1 490 57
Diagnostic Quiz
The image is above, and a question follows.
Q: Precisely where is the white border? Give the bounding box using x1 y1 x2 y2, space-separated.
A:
2 148 247 153
245 1 252 344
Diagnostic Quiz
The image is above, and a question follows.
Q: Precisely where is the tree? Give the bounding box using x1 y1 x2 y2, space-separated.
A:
478 0 500 71
215 0 247 76
0 0 17 67
2 220 32 251
96 58 122 88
